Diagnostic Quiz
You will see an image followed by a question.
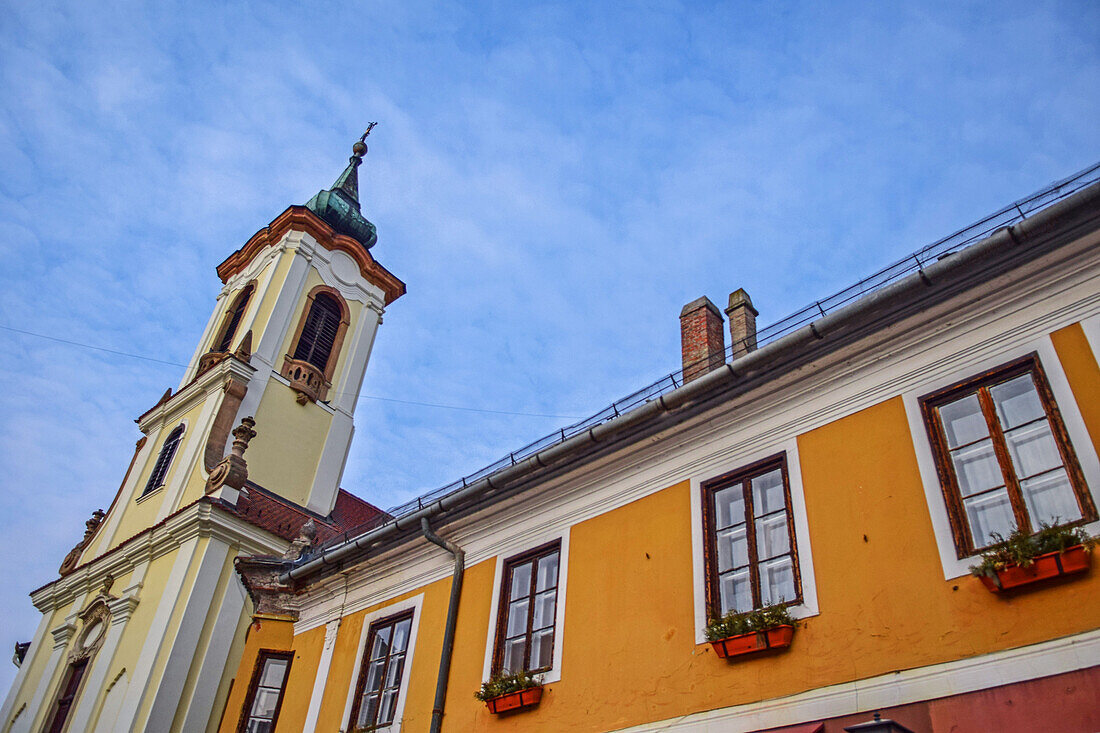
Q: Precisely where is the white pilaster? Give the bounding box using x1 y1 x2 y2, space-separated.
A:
178 576 247 733
143 538 233 732
307 411 354 515
302 618 342 733
256 243 311 367
112 537 199 732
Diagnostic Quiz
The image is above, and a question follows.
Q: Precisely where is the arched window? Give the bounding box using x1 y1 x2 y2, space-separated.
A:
214 283 255 353
293 292 343 370
142 424 184 497
281 287 350 404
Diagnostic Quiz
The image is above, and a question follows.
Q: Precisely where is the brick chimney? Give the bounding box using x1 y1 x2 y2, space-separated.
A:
725 288 758 360
680 296 726 383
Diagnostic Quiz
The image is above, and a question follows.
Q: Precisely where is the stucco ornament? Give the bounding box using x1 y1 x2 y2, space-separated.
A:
283 518 318 560
205 416 257 494
58 509 106 577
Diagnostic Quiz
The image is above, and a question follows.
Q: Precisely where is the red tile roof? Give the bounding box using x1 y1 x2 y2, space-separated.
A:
220 483 388 543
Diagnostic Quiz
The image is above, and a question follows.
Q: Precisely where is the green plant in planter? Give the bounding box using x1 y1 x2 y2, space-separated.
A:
474 669 542 702
969 522 1097 578
704 602 796 643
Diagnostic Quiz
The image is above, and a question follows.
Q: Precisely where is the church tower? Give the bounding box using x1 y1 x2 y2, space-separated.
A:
0 132 402 733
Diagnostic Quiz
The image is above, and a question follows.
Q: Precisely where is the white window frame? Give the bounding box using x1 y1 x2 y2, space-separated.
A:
689 436 819 645
902 336 1100 579
339 593 424 733
481 527 570 685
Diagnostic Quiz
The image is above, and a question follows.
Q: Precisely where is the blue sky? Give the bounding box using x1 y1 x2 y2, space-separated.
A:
1 0 1098 693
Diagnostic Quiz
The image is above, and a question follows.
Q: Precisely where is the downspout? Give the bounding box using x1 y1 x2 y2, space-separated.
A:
420 518 464 733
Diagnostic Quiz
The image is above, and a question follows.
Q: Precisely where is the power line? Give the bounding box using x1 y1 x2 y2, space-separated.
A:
0 324 583 420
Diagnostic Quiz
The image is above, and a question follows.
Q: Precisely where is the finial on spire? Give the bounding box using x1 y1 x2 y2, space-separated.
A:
352 122 377 159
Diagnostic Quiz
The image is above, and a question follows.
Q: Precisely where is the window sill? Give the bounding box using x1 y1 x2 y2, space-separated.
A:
135 486 164 504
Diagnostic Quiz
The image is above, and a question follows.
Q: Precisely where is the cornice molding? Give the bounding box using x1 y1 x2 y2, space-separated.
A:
216 206 405 305
31 501 289 613
137 356 256 433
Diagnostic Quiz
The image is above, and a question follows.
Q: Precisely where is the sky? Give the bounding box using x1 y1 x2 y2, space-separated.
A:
1 0 1098 693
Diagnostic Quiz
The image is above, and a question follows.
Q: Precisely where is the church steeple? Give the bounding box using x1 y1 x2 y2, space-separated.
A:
304 124 379 248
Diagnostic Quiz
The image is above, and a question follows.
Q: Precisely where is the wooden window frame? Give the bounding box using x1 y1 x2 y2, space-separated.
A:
43 658 89 733
141 424 185 497
347 610 415 732
491 539 562 675
701 453 802 619
236 649 293 733
919 352 1096 558
213 282 256 353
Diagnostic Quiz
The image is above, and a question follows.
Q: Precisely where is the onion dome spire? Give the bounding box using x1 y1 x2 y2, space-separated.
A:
305 124 379 249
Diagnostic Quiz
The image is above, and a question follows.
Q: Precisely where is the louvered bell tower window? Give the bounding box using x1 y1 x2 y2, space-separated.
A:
293 293 342 371
215 284 254 352
142 424 184 497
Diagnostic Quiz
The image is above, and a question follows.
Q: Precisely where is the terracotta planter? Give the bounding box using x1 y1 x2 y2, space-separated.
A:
978 545 1090 593
484 686 543 714
710 624 795 659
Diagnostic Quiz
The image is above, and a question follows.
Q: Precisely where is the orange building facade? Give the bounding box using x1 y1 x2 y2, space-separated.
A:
218 173 1100 733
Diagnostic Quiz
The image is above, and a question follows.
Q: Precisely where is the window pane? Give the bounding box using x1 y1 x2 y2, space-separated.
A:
939 395 989 448
392 618 412 653
530 628 554 670
358 693 380 728
258 658 288 688
384 654 405 689
379 688 398 725
536 552 559 592
1004 420 1062 479
718 569 752 615
364 659 385 693
990 375 1044 429
950 439 1004 496
963 488 1016 547
716 525 749 572
532 589 556 630
509 562 533 601
250 688 281 719
758 556 796 606
755 512 790 560
246 721 274 733
1021 469 1083 526
751 469 785 516
371 626 392 658
506 599 529 637
714 485 746 529
502 638 526 673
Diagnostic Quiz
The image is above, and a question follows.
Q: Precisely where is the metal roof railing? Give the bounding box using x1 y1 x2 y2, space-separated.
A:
323 160 1100 549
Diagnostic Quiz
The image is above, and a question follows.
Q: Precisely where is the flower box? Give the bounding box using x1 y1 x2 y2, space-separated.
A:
484 685 543 714
978 544 1090 593
710 624 795 659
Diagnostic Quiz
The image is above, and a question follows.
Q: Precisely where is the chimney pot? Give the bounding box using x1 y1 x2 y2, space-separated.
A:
680 296 726 383
725 288 758 360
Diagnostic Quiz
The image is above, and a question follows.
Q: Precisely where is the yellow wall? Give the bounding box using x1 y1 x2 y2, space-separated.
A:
216 616 296 733
247 381 330 506
223 322 1100 732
